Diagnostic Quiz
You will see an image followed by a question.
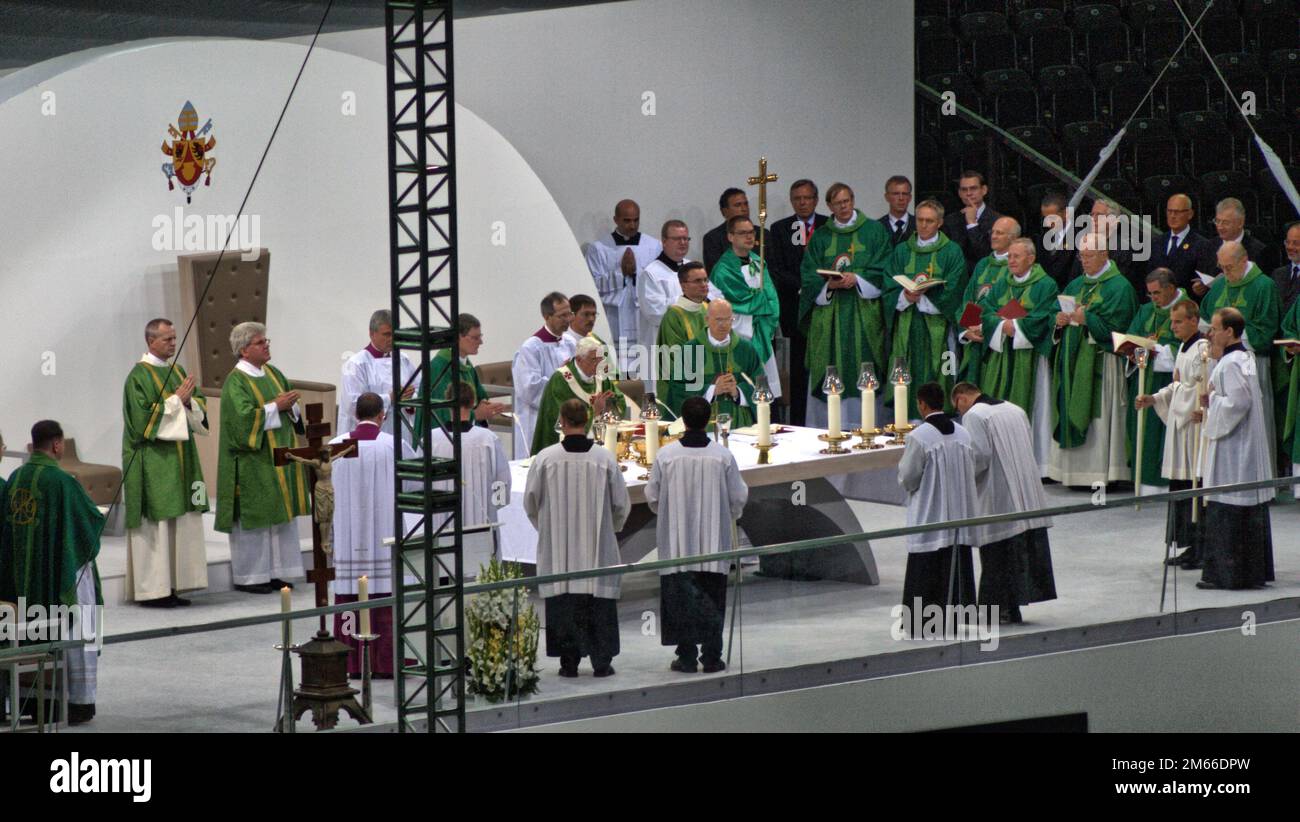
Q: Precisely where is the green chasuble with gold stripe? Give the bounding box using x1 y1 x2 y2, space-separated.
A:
1051 261 1137 449
798 209 892 401
979 264 1059 416
660 333 761 427
958 252 1009 382
121 361 210 530
530 360 627 456
655 299 709 400
1124 291 1188 487
882 233 968 417
0 452 104 609
215 364 310 533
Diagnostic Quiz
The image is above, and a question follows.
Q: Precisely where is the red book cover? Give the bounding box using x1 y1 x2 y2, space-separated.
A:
996 299 1028 321
959 302 984 328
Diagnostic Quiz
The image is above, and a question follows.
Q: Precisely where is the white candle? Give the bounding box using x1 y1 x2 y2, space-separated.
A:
757 401 771 446
604 421 618 453
894 382 908 429
645 420 659 463
862 387 875 433
358 575 371 637
827 392 841 437
280 586 292 647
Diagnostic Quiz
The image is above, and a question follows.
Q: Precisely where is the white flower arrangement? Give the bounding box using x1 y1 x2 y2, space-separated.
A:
466 557 541 702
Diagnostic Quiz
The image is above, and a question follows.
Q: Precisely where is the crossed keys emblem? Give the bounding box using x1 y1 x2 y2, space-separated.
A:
9 488 37 526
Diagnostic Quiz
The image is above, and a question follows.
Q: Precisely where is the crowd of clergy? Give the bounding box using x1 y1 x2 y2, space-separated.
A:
0 174 1291 719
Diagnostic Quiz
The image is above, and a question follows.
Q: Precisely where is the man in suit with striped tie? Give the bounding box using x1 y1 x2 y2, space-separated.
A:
877 175 915 247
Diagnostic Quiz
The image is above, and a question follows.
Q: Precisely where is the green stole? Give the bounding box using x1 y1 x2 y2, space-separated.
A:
122 360 210 529
1053 261 1125 448
980 264 1056 413
889 235 957 417
958 253 1009 382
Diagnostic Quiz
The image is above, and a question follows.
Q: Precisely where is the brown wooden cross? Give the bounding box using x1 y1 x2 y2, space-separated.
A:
273 402 357 633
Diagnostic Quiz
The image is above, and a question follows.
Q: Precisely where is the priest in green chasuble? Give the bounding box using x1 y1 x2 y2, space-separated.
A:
1048 233 1138 486
531 335 627 455
121 318 209 607
0 421 104 723
956 216 1019 383
215 321 310 594
977 238 1060 476
883 199 969 418
1123 269 1189 492
1276 291 1300 485
1198 240 1281 471
709 216 783 397
660 299 761 426
798 181 892 430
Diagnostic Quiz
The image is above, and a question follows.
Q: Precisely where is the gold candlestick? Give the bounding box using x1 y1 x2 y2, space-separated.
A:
852 427 885 449
884 422 915 445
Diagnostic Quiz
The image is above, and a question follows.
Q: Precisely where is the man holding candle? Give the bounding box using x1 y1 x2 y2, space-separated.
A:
659 299 762 426
896 383 979 632
646 397 748 673
883 199 969 419
799 182 893 434
525 399 631 677
530 336 626 455
951 382 1056 624
976 238 1060 477
1048 233 1138 487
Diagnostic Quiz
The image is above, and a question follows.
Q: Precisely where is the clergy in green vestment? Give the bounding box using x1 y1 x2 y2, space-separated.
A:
0 420 103 719
1277 294 1300 473
121 318 210 606
531 336 627 455
216 322 310 593
1048 234 1138 486
956 216 1019 383
655 261 712 401
798 182 892 428
419 313 502 433
660 299 761 427
882 200 969 418
710 216 783 397
1123 270 1189 489
1200 240 1282 471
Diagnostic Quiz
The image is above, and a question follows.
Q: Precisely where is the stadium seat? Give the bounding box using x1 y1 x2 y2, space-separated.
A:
1126 116 1179 182
1157 54 1210 118
960 11 1018 74
1038 64 1096 130
1015 8 1073 75
1211 52 1268 114
1093 60 1151 125
1245 0 1300 57
1141 174 1199 219
1230 109 1294 175
982 68 1038 127
1071 3 1129 68
1185 0 1245 57
1061 120 1115 176
1201 170 1258 222
1255 166 1300 226
1129 0 1186 64
918 16 962 76
1175 110 1233 177
947 129 989 172
1270 48 1300 110
1093 177 1140 210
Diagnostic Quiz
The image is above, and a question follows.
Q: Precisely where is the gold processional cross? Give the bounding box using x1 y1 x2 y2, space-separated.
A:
747 156 778 288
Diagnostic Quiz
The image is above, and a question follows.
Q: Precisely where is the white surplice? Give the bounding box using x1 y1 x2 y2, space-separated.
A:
338 346 419 444
584 232 663 349
897 414 979 553
511 331 571 457
1201 348 1273 506
428 424 512 577
645 438 748 575
524 440 631 599
961 399 1052 546
1150 336 1214 481
329 427 395 596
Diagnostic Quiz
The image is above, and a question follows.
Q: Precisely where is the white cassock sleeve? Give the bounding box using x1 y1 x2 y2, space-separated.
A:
894 293 940 315
511 341 551 413
338 358 367 435
1154 343 1176 373
607 458 632 532
963 412 992 480
523 456 543 528
815 276 882 306
725 452 748 520
644 459 663 515
897 436 926 495
703 384 749 406
638 271 672 328
185 400 208 435
989 318 1031 352
1205 360 1252 441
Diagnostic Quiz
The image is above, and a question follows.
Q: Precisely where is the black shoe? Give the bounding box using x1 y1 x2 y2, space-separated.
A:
701 660 726 674
1165 553 1187 566
557 665 579 678
139 595 179 608
670 658 698 673
235 583 275 594
592 665 616 678
269 579 294 590
1178 560 1202 570
1195 581 1220 590
68 703 95 725
172 593 193 606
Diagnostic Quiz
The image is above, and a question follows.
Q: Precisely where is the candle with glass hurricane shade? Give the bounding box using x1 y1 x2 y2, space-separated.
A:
853 361 883 449
817 366 851 453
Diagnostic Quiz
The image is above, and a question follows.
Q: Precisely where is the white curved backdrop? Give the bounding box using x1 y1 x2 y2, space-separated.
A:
0 38 600 466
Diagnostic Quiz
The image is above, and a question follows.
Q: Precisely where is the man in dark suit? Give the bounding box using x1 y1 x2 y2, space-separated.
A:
769 179 828 425
878 175 915 247
1271 222 1300 315
1198 197 1270 299
702 188 769 274
1145 192 1217 299
942 170 1000 273
1034 191 1074 290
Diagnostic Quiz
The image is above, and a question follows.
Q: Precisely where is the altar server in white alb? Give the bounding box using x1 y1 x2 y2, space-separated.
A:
512 292 574 456
1195 307 1275 591
897 382 979 627
637 219 722 357
1134 300 1213 570
645 396 748 674
951 382 1055 625
338 309 419 445
329 393 397 678
584 199 663 355
428 383 512 577
524 398 631 678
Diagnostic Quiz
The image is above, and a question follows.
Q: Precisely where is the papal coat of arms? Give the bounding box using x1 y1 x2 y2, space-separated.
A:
160 101 216 203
